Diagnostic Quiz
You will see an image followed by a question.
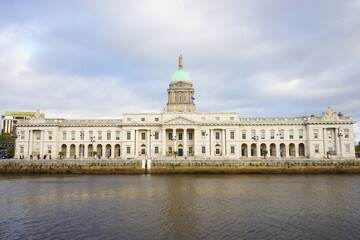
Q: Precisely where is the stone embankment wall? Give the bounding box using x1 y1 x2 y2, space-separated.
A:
1 159 360 174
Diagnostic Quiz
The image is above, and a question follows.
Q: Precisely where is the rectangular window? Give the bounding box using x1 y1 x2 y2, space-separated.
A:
168 147 172 154
48 146 52 154
48 131 53 140
314 130 318 139
345 144 350 153
289 130 294 139
141 118 145 121
230 117 234 121
230 146 235 154
280 130 284 139
63 131 67 140
261 131 265 139
20 131 25 140
107 132 111 140
215 117 220 121
251 131 256 139
116 131 120 140
155 118 159 121
216 148 220 155
178 133 183 140
315 145 319 153
270 131 275 139
168 133 173 140
98 131 102 140
155 132 159 140
80 131 84 141
36 132 41 140
299 130 304 139
327 130 332 139
344 129 349 138
127 118 131 121
230 131 235 140
242 131 246 139
126 146 131 154
141 132 146 140
202 131 206 139
188 132 193 140
215 132 220 140
155 146 159 154
201 117 206 121
202 146 206 154
20 146 24 154
71 131 75 141
127 132 131 140
189 147 193 154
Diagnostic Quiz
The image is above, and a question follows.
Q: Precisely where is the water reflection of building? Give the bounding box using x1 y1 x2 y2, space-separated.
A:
14 56 355 159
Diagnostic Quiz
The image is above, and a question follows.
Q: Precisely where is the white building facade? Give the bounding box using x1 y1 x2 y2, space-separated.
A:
15 57 356 160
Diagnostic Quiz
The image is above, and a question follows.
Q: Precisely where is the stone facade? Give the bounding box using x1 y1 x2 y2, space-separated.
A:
14 57 356 160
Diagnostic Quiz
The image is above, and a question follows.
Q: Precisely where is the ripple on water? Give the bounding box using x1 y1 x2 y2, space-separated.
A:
0 174 359 240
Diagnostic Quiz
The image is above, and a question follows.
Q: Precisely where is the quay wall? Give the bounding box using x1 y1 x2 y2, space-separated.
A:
1 159 360 174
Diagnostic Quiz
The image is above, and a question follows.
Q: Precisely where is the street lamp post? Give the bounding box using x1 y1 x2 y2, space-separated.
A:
90 136 96 158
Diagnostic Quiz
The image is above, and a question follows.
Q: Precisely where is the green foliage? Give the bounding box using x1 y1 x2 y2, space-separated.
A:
355 144 360 152
0 134 14 143
261 149 268 159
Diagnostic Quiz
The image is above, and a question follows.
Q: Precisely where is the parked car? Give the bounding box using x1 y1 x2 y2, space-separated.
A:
0 153 13 159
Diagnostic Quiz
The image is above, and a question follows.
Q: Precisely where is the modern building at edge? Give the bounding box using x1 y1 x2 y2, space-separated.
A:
14 56 356 160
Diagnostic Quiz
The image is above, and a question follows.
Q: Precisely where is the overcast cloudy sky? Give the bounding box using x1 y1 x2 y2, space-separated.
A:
0 0 359 140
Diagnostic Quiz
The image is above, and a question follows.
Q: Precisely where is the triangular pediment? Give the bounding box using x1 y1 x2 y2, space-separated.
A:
164 116 197 125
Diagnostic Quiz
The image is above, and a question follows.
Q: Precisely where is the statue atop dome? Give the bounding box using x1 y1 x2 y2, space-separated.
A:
178 54 183 69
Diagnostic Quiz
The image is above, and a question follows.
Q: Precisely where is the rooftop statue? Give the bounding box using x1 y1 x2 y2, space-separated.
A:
179 54 183 69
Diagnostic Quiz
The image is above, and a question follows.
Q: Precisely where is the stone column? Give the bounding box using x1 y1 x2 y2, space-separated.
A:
222 129 226 156
173 128 177 153
247 143 251 158
295 144 299 158
101 144 106 157
256 143 261 158
193 129 197 157
134 130 138 156
40 130 44 156
147 130 151 156
75 144 79 158
284 144 288 158
84 144 89 158
28 130 33 157
184 128 187 156
323 128 327 155
162 128 166 156
209 129 213 157
276 144 281 158
111 144 116 159
66 144 70 158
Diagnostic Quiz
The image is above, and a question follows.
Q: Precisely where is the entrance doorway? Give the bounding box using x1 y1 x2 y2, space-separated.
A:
178 148 183 156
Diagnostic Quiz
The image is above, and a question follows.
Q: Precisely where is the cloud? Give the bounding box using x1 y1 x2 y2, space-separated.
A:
0 0 360 140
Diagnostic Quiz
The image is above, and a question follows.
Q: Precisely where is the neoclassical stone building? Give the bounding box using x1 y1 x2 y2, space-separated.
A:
15 56 356 160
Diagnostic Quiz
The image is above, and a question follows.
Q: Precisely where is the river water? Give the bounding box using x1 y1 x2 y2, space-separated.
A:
0 174 359 240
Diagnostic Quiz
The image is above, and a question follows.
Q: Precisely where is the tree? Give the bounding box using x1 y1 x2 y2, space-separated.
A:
92 151 98 158
261 149 268 159
58 151 65 159
326 151 331 159
355 143 360 153
173 151 178 159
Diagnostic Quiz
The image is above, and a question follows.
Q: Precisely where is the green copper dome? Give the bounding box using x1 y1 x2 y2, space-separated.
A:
171 69 191 82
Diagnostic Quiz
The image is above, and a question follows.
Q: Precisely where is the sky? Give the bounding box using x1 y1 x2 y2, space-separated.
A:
0 0 359 141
